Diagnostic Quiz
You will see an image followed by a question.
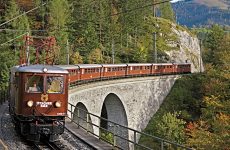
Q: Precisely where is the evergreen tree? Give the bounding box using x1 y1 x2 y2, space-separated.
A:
204 24 225 64
159 1 175 22
216 33 230 78
34 0 47 31
142 16 178 62
0 0 31 91
48 0 70 64
0 63 10 90
69 0 103 62
117 0 153 62
4 0 30 38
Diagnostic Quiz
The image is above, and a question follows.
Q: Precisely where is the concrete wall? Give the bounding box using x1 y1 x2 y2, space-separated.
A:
68 75 179 148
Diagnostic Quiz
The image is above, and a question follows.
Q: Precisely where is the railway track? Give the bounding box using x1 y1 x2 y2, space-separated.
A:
29 129 95 150
31 134 71 150
32 141 63 150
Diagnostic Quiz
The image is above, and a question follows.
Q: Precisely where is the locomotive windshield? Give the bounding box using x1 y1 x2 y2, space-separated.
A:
26 75 43 93
26 75 64 94
46 76 64 93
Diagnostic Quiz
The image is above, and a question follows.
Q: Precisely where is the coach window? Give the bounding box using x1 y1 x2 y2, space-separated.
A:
47 76 64 93
72 69 77 75
112 67 117 71
26 75 43 93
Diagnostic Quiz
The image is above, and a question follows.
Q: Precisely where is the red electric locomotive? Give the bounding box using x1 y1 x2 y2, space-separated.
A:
9 65 69 142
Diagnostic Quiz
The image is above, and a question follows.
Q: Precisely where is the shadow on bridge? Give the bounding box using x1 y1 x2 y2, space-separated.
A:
101 93 129 149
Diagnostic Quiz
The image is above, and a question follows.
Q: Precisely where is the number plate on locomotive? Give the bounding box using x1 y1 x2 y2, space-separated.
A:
36 102 52 107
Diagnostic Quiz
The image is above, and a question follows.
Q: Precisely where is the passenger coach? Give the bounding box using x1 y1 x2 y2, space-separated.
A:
59 63 191 86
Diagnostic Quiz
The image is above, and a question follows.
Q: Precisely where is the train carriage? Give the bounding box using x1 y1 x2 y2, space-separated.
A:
58 65 79 83
76 64 102 81
152 63 175 75
174 63 191 74
102 64 127 78
127 63 152 76
9 65 69 142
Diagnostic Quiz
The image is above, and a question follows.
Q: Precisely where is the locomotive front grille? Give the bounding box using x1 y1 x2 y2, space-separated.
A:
29 122 65 135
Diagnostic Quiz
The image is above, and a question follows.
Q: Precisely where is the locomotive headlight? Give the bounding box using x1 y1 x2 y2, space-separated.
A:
43 67 48 73
55 101 61 108
27 100 34 107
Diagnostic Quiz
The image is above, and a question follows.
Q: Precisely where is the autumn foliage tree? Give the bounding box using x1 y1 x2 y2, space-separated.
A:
185 25 230 149
70 51 83 64
139 24 230 149
87 48 103 64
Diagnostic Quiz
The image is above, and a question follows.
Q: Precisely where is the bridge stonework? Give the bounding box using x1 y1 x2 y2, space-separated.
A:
68 75 179 149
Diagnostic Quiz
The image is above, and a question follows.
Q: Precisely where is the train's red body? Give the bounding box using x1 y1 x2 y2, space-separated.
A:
9 65 69 142
59 63 191 85
9 63 190 142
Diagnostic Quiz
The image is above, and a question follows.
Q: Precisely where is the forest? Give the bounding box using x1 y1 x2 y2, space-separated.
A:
0 0 230 149
0 0 176 89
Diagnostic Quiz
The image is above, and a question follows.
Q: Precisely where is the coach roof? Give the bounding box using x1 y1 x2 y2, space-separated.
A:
128 63 152 66
17 65 69 74
76 64 102 68
102 64 127 67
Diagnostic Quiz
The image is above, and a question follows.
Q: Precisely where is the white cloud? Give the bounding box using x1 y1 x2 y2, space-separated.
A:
170 0 184 3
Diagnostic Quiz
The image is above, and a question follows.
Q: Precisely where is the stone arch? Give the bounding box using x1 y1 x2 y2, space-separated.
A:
73 102 93 133
100 93 129 149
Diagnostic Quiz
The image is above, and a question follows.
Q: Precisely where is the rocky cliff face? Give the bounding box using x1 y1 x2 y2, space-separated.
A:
166 24 204 73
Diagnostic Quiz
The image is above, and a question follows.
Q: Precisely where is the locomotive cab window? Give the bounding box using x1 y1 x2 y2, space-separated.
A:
47 76 64 93
26 75 43 93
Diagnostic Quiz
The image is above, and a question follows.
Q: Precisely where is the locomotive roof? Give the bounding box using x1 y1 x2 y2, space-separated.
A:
16 65 69 74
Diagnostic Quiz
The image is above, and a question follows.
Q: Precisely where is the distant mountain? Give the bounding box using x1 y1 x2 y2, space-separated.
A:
172 0 230 27
193 0 230 10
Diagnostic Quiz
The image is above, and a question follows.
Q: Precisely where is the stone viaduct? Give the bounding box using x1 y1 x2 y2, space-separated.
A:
68 75 180 149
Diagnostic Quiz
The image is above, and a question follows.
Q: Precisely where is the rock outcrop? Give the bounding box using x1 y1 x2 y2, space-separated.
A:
167 24 204 73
